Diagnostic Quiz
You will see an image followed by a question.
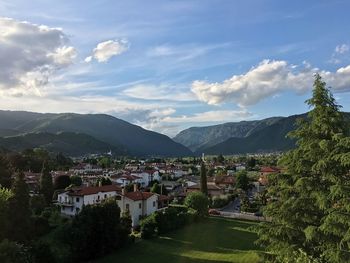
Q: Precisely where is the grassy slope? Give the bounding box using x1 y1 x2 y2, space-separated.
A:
97 217 262 263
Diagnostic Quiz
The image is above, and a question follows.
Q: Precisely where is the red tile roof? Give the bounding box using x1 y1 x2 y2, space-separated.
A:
260 166 280 173
67 185 121 196
124 191 155 201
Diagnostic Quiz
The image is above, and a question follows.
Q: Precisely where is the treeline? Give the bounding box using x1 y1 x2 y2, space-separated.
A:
0 149 133 262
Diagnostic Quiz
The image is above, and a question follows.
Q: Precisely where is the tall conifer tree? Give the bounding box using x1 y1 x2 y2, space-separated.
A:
200 161 208 196
40 162 53 205
256 74 350 262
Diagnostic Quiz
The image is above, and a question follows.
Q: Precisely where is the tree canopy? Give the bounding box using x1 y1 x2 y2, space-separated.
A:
256 74 350 262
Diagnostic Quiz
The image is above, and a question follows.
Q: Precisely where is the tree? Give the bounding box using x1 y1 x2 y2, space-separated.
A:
70 175 82 186
150 182 168 195
256 74 350 262
8 172 31 242
40 164 54 205
217 154 225 163
200 162 208 196
235 170 250 192
119 211 132 244
69 199 122 261
184 191 208 217
30 195 47 215
54 175 71 190
0 155 12 189
0 188 13 240
0 239 30 263
95 177 112 186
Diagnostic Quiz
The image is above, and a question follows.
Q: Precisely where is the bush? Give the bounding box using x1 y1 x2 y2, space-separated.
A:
184 192 208 217
140 214 157 239
140 205 197 239
0 239 30 263
69 199 122 261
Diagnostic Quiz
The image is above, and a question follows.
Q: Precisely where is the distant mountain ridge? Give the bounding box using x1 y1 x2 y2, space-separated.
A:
0 110 191 157
175 112 350 155
173 117 283 151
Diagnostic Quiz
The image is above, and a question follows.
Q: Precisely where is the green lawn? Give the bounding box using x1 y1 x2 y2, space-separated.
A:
97 217 262 263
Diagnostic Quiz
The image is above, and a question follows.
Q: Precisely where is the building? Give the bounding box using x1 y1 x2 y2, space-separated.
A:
117 188 159 227
56 184 161 226
186 182 225 197
57 185 121 217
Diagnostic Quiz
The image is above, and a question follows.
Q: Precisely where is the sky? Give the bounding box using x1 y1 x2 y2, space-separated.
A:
1 0 350 137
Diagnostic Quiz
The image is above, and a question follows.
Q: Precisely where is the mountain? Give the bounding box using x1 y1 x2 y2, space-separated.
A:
196 112 350 155
0 110 192 157
0 132 123 156
173 117 283 151
198 114 302 155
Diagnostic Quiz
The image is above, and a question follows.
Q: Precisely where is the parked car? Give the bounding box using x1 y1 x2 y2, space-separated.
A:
208 209 220 215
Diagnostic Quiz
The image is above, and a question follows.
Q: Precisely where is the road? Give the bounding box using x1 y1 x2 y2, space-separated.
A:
219 198 240 213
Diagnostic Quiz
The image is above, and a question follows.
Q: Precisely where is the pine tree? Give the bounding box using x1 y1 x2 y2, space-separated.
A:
256 74 350 262
40 163 53 205
200 162 208 196
8 172 31 242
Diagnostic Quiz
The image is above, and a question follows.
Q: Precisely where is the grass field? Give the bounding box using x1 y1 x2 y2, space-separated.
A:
97 217 262 263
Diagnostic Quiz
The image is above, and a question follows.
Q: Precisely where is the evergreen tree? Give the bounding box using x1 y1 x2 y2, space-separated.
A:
256 74 350 262
200 161 208 196
0 155 12 189
40 163 53 205
8 172 31 242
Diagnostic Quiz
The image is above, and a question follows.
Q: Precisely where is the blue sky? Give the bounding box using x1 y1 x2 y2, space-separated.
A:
1 0 350 136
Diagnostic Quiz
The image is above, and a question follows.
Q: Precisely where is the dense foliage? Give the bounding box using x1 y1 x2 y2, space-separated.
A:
69 199 123 261
140 205 198 239
256 74 350 262
184 191 208 217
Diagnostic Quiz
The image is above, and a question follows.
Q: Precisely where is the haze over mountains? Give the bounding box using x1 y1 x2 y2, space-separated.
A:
1 110 348 157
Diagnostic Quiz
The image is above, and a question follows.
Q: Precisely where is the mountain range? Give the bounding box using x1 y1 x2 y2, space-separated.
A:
1 110 348 157
174 112 350 155
0 110 191 157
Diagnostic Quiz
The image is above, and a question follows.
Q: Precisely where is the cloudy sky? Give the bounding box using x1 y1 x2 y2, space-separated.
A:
1 0 350 137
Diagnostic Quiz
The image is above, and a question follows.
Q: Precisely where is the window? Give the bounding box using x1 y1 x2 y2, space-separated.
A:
116 195 121 200
104 194 107 199
71 207 73 212
76 197 80 202
139 215 142 220
59 196 62 202
139 203 142 209
126 204 129 210
153 201 156 207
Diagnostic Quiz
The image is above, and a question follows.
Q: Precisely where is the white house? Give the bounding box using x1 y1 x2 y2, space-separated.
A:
56 184 160 226
131 170 160 187
117 189 159 227
57 185 121 217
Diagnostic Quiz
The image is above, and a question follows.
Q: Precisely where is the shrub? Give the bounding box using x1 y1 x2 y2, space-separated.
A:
140 214 157 239
0 239 30 263
184 191 208 217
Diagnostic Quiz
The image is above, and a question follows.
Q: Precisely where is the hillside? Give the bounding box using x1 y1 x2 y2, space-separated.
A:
198 115 301 155
173 117 283 151
197 112 350 155
0 132 124 156
0 110 192 157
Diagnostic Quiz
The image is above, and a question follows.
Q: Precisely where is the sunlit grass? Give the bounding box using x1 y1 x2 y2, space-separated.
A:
96 217 263 263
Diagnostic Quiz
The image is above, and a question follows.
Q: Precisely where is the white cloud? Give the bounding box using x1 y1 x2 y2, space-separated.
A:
335 44 349 54
86 39 129 63
0 17 76 95
191 60 350 107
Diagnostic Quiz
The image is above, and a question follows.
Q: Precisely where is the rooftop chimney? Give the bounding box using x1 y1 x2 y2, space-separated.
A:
133 183 138 192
